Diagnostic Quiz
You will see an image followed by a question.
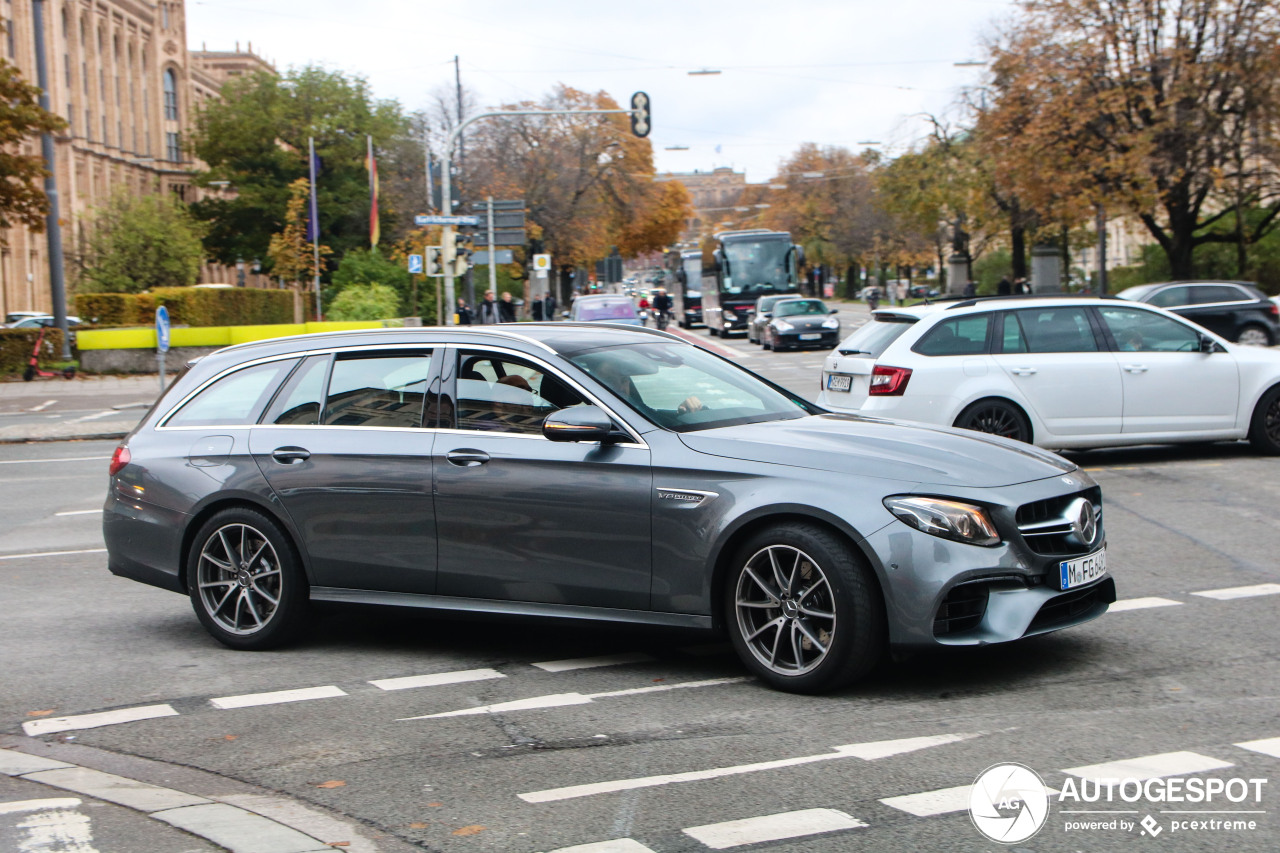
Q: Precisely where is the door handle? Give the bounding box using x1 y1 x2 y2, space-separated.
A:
1123 365 1149 374
446 449 490 467
271 447 311 464
1010 367 1038 376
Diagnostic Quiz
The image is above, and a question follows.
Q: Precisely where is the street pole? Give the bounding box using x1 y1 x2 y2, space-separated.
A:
1095 204 1108 295
32 0 70 360
309 137 322 320
439 106 638 324
486 196 498 309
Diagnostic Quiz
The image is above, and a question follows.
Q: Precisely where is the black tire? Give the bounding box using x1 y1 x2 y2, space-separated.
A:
187 507 309 650
22 365 34 382
725 522 884 693
954 399 1032 444
761 336 771 351
1236 324 1273 347
1249 385 1280 454
709 327 718 337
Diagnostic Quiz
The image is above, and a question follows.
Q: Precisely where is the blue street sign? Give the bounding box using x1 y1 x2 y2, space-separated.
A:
415 214 480 226
407 253 423 274
155 305 170 353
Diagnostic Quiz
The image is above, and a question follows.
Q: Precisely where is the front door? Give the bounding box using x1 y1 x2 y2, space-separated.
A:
433 348 653 610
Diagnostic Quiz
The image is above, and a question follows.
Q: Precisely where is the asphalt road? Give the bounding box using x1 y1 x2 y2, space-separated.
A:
2 319 1279 852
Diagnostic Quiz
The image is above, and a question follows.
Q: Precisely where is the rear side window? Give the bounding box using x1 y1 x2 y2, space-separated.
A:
834 316 914 357
912 314 991 356
1191 285 1249 304
166 359 297 427
1007 307 1099 353
263 355 329 425
323 352 433 428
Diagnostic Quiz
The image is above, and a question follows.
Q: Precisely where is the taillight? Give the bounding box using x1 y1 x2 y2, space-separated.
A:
1269 302 1278 318
109 445 131 476
869 365 912 396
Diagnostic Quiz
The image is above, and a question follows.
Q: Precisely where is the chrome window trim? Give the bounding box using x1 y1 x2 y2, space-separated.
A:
431 426 645 450
161 424 442 434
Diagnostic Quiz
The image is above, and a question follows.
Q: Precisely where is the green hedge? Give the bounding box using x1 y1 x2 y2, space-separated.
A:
0 328 67 376
75 288 293 327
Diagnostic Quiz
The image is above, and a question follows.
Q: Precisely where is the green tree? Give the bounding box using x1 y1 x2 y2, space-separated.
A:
0 40 67 234
190 66 408 272
327 282 399 321
75 192 205 293
331 248 412 314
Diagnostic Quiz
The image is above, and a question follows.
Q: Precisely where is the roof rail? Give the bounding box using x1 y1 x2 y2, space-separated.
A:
943 292 1121 310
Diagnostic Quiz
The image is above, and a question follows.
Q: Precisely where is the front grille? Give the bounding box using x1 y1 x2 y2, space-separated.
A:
1016 487 1102 556
1027 582 1110 633
933 582 990 636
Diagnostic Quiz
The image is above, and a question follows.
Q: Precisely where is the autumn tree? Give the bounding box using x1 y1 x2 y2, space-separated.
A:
981 0 1280 280
0 44 66 235
266 177 332 297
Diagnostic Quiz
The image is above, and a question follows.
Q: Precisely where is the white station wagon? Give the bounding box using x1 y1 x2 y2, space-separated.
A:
817 295 1280 452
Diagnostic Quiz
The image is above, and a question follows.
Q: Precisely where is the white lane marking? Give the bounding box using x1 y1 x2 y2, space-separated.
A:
210 685 346 710
0 798 81 815
402 677 747 720
29 400 57 412
531 653 655 672
13 801 99 852
1109 597 1183 613
880 784 973 817
23 704 179 736
683 808 866 849
369 668 505 691
64 410 118 424
1235 737 1280 759
0 456 110 465
23 767 209 812
518 733 979 804
0 548 107 562
1063 751 1233 781
1192 583 1280 600
54 509 103 517
543 839 656 853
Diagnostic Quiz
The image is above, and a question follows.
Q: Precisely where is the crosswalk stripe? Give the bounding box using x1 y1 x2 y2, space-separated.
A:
0 798 82 815
22 704 178 736
1235 737 1280 759
1062 751 1233 781
1192 583 1280 601
541 840 656 853
531 653 655 672
210 686 346 710
682 808 867 849
1109 597 1182 612
880 784 973 817
369 668 504 691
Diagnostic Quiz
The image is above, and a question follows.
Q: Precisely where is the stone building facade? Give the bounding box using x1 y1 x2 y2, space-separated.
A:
0 0 272 318
655 167 750 244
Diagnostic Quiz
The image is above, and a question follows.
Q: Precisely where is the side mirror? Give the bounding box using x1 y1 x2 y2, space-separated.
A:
1199 333 1218 353
829 308 839 314
761 312 772 319
543 405 616 443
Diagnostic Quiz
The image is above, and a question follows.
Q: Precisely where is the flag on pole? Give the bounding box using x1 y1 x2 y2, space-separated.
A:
306 140 321 244
367 135 380 248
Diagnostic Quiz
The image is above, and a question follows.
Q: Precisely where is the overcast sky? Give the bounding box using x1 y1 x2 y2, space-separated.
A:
186 0 1017 183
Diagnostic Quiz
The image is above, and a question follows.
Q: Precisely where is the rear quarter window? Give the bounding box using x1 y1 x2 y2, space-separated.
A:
165 359 297 428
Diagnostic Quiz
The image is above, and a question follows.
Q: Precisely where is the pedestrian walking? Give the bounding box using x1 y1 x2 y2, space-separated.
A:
499 292 517 323
478 290 500 325
997 276 1013 296
543 292 557 320
963 280 976 298
456 297 473 326
531 294 545 321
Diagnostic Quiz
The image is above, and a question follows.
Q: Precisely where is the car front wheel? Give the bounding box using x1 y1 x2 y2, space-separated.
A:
725 523 884 693
188 508 309 650
1236 324 1273 347
1249 386 1280 454
954 399 1032 444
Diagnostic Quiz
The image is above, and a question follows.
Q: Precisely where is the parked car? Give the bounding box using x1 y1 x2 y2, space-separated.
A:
568 295 643 326
5 311 47 325
104 324 1113 694
908 285 940 299
6 314 82 329
1117 281 1279 346
818 294 1280 452
745 294 791 344
760 298 841 351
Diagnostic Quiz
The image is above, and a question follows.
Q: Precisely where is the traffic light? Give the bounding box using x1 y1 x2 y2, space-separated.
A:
630 91 650 138
441 229 457 267
453 232 473 276
425 246 443 276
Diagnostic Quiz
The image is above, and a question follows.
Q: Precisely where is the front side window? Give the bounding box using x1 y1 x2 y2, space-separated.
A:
323 352 432 428
167 360 297 427
1097 306 1201 352
1007 307 1099 353
914 314 991 356
455 351 586 435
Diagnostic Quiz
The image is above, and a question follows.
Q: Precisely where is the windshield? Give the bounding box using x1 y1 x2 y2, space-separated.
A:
722 240 793 295
576 300 637 321
682 257 701 285
775 299 827 317
570 342 815 432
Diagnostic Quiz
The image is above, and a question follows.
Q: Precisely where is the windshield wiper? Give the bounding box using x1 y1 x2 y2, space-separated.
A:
838 348 872 355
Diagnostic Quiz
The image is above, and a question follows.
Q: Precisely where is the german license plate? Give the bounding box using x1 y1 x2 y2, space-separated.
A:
827 374 852 392
800 333 821 341
1059 548 1106 590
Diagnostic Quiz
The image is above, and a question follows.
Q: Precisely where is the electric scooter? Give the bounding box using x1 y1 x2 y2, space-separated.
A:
21 325 76 382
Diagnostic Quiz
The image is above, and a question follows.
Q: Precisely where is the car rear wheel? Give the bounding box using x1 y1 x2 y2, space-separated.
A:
954 399 1032 444
188 508 308 650
725 523 884 693
1236 324 1273 347
1248 385 1280 454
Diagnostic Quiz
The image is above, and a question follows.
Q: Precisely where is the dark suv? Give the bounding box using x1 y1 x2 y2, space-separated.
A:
1117 281 1279 346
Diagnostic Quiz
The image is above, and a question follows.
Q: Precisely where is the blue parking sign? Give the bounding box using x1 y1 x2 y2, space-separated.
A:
407 254 424 274
155 305 170 353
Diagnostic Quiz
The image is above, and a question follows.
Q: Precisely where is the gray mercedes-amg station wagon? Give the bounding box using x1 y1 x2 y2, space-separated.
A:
104 324 1114 693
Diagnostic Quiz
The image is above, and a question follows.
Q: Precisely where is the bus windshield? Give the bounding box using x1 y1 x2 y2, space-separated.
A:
722 240 792 296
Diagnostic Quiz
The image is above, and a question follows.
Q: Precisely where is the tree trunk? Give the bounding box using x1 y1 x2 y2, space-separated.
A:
1011 224 1027 279
845 263 860 298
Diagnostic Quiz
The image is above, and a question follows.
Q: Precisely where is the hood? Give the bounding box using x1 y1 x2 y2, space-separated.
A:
774 315 831 329
678 414 1074 489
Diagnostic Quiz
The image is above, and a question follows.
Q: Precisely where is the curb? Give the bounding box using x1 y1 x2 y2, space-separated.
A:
0 431 129 445
0 738 422 853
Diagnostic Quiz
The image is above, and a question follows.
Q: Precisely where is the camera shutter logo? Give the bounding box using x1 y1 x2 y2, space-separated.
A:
969 763 1050 844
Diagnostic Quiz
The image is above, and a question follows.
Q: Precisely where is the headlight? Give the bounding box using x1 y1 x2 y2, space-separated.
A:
883 496 1000 546
773 319 795 331
723 309 737 321
822 318 840 329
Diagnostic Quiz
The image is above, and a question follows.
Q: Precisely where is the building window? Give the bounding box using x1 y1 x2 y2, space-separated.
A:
84 109 91 140
163 69 178 121
5 1 14 59
82 61 87 94
102 114 108 145
161 3 169 30
64 53 71 87
166 131 180 162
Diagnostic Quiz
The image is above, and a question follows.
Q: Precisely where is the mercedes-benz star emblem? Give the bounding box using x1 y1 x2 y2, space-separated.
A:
1069 498 1098 546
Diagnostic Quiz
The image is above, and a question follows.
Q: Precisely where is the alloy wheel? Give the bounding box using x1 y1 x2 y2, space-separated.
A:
734 544 836 675
196 523 283 636
964 404 1025 440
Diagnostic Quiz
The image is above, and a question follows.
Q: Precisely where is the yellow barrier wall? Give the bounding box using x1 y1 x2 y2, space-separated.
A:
76 322 386 351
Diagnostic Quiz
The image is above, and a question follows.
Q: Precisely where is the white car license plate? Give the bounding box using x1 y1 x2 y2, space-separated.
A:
800 333 821 341
827 373 853 392
1059 548 1106 591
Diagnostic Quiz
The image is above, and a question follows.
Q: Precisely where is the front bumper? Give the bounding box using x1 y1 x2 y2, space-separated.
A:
774 330 840 348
